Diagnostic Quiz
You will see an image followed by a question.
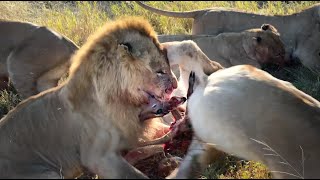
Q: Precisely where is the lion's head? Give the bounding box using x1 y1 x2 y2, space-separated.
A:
242 24 287 67
67 17 178 108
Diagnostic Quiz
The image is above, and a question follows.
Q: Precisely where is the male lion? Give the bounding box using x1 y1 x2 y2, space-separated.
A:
159 24 286 73
0 20 79 98
163 40 320 179
125 40 224 171
136 2 320 74
0 17 178 179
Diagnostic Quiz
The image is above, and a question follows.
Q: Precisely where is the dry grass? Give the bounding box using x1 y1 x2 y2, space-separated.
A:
0 1 108 46
109 1 320 35
37 1 109 45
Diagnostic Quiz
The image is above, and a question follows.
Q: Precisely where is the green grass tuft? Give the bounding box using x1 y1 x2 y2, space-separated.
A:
0 90 22 119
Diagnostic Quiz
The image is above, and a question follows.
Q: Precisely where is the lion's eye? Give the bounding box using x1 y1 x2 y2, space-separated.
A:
156 109 163 115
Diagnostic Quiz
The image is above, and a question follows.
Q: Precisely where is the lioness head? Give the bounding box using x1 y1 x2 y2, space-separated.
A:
242 24 287 67
162 40 223 75
67 17 178 107
293 21 320 74
161 40 223 94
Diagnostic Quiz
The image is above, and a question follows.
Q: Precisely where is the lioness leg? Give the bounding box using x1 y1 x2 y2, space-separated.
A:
7 50 37 98
36 60 70 92
167 137 226 179
7 27 76 98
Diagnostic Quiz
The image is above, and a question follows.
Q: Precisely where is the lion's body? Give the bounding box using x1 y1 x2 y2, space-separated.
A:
0 20 79 98
137 2 320 74
0 89 83 178
0 17 177 179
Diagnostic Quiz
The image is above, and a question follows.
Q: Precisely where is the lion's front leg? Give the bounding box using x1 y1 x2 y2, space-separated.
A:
82 129 149 179
92 152 149 179
85 149 149 179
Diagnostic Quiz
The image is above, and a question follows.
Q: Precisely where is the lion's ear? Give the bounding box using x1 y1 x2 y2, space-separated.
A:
118 42 143 58
119 42 133 55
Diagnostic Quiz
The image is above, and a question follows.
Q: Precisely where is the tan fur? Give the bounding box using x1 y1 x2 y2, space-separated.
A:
0 17 178 179
137 2 320 74
163 41 320 179
159 24 286 77
0 20 79 99
160 40 223 116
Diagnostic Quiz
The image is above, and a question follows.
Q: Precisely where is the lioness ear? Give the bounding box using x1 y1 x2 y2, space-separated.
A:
203 60 224 76
261 24 280 35
261 24 270 31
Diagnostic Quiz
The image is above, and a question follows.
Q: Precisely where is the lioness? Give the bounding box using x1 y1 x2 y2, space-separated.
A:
136 1 320 74
159 24 286 72
0 17 178 178
163 40 320 179
0 20 79 98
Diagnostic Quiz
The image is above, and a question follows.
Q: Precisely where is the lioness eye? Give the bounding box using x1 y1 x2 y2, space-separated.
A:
256 37 262 43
